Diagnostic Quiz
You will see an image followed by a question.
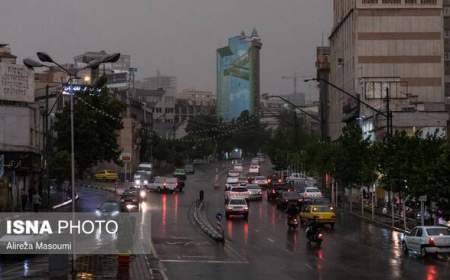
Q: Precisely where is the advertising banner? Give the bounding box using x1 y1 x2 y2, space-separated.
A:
0 63 34 103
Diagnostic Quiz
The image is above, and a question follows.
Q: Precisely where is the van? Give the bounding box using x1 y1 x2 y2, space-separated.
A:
137 163 153 176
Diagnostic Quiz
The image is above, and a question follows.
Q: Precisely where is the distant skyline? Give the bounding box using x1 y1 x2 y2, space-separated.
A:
0 0 332 98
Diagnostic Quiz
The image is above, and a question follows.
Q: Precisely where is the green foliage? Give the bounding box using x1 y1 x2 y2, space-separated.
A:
47 151 71 184
53 89 126 178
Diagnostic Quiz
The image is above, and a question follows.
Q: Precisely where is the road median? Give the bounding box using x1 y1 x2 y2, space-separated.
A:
192 200 224 242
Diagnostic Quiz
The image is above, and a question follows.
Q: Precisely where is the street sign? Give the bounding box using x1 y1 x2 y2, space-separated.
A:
0 154 4 177
419 195 427 202
216 212 223 222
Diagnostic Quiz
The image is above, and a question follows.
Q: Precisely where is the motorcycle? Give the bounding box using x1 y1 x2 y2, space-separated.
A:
305 226 323 246
287 215 299 231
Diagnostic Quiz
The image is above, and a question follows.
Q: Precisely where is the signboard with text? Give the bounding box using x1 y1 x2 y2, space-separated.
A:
0 63 34 103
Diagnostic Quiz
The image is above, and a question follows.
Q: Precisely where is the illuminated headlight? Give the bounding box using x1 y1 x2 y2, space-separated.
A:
135 180 141 185
140 190 146 198
95 210 102 216
143 180 148 185
243 206 249 210
126 204 136 210
111 210 120 216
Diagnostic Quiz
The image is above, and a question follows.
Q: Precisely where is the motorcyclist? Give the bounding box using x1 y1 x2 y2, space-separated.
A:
306 217 320 239
286 202 299 218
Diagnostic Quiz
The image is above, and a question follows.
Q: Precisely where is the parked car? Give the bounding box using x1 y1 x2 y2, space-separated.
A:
173 169 187 181
299 204 336 229
184 164 195 174
95 170 118 181
402 226 450 257
299 187 323 199
246 184 262 200
276 191 301 210
225 198 249 219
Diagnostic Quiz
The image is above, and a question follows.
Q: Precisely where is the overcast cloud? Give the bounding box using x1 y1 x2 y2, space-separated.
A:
0 0 332 99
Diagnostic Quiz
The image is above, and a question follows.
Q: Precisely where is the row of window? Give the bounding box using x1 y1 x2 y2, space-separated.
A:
362 0 437 4
153 108 174 113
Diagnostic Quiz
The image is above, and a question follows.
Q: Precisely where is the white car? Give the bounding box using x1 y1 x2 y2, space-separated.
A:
226 176 239 186
299 187 322 199
225 198 249 219
246 184 262 200
228 171 240 177
286 172 305 183
148 176 179 192
251 158 260 165
233 164 244 172
248 165 260 174
225 186 249 201
402 226 450 257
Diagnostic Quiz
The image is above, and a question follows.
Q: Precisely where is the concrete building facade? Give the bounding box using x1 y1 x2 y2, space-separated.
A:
329 0 447 140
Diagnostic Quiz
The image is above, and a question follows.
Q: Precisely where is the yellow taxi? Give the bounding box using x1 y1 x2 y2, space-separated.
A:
299 204 336 229
95 170 119 181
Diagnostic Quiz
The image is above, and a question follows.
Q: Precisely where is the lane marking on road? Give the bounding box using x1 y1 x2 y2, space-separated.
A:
267 238 275 243
305 264 313 270
160 259 249 264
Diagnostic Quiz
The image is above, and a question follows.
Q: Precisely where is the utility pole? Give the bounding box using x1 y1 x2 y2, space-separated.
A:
44 84 49 209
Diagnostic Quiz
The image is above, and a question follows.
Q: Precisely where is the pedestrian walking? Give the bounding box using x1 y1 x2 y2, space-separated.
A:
21 188 28 211
32 191 41 212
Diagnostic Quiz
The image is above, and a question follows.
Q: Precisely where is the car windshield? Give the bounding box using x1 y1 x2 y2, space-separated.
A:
312 206 333 212
247 185 260 189
231 187 247 192
100 202 119 212
229 199 246 205
426 228 450 236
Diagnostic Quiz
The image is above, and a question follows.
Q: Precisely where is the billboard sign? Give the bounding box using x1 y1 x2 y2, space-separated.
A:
0 63 34 103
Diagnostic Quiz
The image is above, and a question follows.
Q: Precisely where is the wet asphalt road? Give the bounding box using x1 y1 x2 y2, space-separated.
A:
147 161 450 280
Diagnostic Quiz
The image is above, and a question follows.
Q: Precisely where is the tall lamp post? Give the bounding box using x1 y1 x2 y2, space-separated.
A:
25 51 120 276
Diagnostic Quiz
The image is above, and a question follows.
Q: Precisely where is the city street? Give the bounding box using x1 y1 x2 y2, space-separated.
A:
148 161 450 280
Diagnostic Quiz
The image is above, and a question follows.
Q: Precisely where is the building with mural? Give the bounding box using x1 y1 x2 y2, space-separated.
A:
216 29 262 121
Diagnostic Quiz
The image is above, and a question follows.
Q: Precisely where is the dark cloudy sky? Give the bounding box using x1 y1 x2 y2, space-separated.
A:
0 0 332 98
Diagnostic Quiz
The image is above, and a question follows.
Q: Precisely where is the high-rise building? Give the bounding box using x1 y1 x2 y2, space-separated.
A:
328 0 447 140
139 71 177 96
216 29 262 121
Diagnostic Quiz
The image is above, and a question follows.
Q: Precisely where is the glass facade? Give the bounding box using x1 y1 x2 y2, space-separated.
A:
217 34 260 121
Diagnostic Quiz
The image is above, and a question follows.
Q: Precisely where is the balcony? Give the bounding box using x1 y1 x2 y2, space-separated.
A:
358 0 440 8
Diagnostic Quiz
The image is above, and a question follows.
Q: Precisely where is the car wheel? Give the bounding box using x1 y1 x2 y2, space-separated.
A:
420 246 427 258
402 242 409 256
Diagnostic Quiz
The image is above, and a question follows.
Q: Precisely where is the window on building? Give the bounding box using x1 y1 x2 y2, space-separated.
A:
362 0 378 3
405 0 417 4
365 81 404 99
155 107 161 113
420 0 437 4
382 0 401 4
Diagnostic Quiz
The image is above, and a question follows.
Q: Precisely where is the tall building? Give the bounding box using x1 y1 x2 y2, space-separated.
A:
316 46 331 139
444 0 450 109
329 0 447 140
216 29 262 121
175 89 215 124
139 71 177 96
0 44 39 210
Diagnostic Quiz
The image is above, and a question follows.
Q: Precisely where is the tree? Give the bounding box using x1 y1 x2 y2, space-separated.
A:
53 88 126 178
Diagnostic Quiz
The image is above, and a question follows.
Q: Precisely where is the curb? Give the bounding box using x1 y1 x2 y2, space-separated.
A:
192 200 224 242
52 194 80 210
347 210 407 233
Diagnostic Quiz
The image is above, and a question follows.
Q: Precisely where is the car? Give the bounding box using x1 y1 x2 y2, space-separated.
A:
184 164 195 174
228 170 240 177
95 170 118 181
225 198 249 219
402 226 450 257
299 187 323 199
137 163 153 176
225 185 249 202
253 176 269 187
248 165 260 174
173 169 187 180
166 177 183 192
226 176 240 187
267 184 291 201
233 164 244 172
120 188 140 212
299 204 336 229
148 176 180 193
247 172 259 183
246 184 262 200
133 172 152 188
96 200 121 217
268 174 284 187
238 175 249 185
251 158 260 165
276 191 301 209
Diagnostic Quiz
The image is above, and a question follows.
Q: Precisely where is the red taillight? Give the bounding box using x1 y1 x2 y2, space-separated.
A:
278 179 282 183
268 179 271 183
272 190 276 194
428 238 436 246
